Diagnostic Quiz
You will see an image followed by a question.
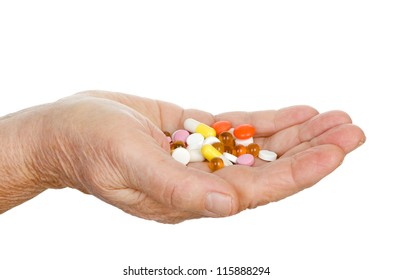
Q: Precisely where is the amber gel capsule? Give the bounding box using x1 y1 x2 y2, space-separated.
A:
208 157 225 172
247 143 260 157
219 131 235 147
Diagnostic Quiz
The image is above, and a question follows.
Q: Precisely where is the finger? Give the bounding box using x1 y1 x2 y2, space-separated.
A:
215 105 319 137
217 144 345 210
280 123 365 159
255 110 355 155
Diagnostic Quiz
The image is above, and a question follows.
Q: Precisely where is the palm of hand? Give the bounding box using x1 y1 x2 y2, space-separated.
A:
52 91 364 223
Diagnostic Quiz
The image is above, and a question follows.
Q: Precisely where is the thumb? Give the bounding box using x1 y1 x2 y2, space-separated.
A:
125 136 239 217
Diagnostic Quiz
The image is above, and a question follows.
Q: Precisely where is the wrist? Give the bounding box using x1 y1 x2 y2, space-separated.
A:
0 103 62 213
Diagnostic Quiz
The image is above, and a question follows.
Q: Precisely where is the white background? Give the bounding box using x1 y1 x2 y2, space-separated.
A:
0 1 392 279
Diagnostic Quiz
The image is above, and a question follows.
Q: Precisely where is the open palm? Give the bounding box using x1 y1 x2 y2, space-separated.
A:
50 91 365 223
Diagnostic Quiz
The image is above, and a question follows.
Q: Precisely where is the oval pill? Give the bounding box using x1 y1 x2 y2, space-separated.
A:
223 152 238 163
234 124 256 139
236 154 255 166
258 150 277 161
212 120 232 135
171 147 191 165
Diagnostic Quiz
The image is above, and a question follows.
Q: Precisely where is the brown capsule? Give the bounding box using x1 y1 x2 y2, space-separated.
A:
234 144 247 157
212 142 225 153
247 143 260 157
163 131 171 137
208 157 225 172
219 131 235 147
171 140 186 150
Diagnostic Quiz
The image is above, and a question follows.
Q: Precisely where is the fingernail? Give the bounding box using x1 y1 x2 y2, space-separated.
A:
205 192 232 217
358 138 366 146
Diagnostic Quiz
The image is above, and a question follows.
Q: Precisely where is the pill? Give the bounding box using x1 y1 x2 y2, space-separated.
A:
186 132 204 149
235 137 254 146
247 143 260 157
201 144 232 166
171 140 186 150
163 131 172 143
234 124 255 140
234 144 247 157
201 144 222 162
258 150 278 161
184 118 216 138
203 136 221 146
212 142 225 153
208 157 225 172
171 147 191 165
223 152 238 163
224 145 234 154
188 148 205 162
172 129 190 143
236 154 255 166
219 131 235 147
212 120 232 136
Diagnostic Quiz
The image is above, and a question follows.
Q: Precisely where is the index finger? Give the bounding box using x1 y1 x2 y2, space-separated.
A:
214 105 319 137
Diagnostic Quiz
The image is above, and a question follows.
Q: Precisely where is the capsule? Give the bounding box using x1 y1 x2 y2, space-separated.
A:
208 157 225 172
218 131 235 147
201 144 233 166
201 144 222 161
184 118 216 138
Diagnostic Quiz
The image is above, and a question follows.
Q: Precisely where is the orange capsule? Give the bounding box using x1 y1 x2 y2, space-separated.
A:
212 120 232 136
212 142 225 153
247 143 260 157
219 131 235 147
234 144 247 156
208 157 225 172
233 124 256 140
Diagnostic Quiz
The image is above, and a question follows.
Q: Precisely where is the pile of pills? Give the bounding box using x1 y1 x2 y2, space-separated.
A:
165 118 278 171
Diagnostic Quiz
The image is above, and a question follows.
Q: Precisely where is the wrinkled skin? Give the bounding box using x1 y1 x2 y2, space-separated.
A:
0 91 366 223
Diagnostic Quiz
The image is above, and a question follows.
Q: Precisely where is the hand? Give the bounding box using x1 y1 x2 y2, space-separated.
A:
35 90 365 223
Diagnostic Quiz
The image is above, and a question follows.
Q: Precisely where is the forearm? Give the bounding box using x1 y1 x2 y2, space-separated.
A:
0 104 59 213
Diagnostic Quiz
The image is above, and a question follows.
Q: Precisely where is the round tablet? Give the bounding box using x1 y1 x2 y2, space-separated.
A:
236 154 255 166
172 129 190 143
188 148 205 162
186 133 204 149
171 147 191 165
258 150 277 161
